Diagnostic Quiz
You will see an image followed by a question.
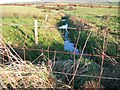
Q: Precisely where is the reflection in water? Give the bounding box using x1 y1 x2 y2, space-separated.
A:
64 40 74 52
59 19 80 54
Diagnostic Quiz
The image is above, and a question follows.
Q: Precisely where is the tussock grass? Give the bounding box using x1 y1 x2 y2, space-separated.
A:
0 38 71 89
0 61 60 89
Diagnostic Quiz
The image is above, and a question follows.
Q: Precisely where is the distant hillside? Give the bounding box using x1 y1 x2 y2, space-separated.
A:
35 0 108 2
32 0 119 3
1 1 118 7
1 0 119 4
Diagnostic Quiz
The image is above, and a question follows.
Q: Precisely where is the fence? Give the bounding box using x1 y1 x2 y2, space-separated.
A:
1 18 120 88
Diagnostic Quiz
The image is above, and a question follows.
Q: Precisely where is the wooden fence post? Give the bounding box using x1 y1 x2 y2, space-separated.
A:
34 20 38 45
45 14 48 22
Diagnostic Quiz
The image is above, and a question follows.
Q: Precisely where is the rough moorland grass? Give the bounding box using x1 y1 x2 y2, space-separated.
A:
2 17 64 49
63 6 119 30
1 5 65 60
2 6 45 17
64 6 118 17
2 6 64 48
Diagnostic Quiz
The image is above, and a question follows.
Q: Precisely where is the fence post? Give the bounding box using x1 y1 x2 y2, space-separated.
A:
34 20 38 45
45 14 48 22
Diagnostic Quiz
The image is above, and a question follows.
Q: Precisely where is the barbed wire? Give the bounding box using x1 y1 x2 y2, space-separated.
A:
1 18 119 85
53 71 120 80
13 47 120 59
1 23 119 35
0 23 90 31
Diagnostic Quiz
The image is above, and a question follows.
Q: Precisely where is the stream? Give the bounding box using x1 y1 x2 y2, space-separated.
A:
59 19 79 54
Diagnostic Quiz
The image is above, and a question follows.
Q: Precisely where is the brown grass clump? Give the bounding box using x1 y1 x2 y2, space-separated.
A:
0 60 72 89
0 61 52 88
0 37 71 90
0 61 71 89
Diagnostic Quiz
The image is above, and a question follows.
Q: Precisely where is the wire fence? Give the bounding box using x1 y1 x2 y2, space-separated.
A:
12 47 120 59
1 17 120 87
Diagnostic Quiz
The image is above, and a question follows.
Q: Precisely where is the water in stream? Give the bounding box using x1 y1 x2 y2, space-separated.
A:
59 19 79 53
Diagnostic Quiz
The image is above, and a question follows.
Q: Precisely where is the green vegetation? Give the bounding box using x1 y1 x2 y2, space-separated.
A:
2 5 119 60
2 18 64 49
63 6 118 29
60 5 119 57
1 4 120 89
2 6 47 17
64 6 118 16
2 4 119 56
2 6 65 60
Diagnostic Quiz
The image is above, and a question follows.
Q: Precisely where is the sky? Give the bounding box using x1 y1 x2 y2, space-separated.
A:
0 0 119 4
0 0 36 4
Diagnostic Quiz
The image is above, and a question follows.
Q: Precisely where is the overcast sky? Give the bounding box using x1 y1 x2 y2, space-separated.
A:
0 0 119 4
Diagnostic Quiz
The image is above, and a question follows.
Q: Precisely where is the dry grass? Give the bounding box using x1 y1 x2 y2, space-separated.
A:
83 81 104 89
2 6 44 17
0 61 55 89
0 37 71 89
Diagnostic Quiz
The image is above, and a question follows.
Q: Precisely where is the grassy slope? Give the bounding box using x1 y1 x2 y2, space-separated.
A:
2 6 65 60
2 6 64 50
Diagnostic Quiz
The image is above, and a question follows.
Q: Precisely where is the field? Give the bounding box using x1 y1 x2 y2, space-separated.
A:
1 3 120 89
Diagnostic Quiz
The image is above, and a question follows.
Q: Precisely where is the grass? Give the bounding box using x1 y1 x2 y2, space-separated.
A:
63 6 119 36
0 40 71 89
63 6 119 31
0 61 56 88
2 6 45 17
65 6 118 16
2 5 119 60
1 5 66 61
2 6 64 48
1 4 120 89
